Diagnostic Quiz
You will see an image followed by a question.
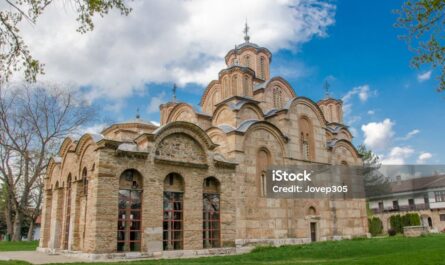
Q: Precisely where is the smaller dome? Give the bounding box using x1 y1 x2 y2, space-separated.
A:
116 118 156 126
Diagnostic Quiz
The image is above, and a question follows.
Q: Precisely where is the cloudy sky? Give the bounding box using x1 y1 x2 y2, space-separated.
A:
13 0 445 164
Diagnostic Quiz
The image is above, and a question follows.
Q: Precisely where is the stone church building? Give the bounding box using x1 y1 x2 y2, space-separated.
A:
39 29 368 257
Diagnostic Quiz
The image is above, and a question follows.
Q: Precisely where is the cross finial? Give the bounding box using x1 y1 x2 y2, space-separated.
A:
136 107 140 119
324 80 331 99
172 83 177 102
243 20 250 43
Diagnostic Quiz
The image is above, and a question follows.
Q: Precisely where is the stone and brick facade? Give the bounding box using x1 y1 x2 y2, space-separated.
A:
39 34 368 257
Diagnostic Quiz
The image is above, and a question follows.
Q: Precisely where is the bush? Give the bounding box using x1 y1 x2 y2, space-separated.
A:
401 213 421 227
388 228 396 236
368 217 383 236
390 214 403 234
390 213 421 234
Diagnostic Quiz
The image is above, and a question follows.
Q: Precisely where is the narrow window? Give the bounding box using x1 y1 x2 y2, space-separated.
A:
392 200 399 210
273 87 282 109
261 172 267 196
163 173 184 250
203 177 221 248
260 57 265 79
117 169 143 252
408 199 415 210
82 168 88 196
257 149 270 197
63 174 72 250
81 168 88 247
243 76 249 96
232 75 238 95
299 117 314 160
244 55 250 68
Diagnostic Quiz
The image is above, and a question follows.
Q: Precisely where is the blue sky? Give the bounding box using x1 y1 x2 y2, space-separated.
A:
20 0 444 164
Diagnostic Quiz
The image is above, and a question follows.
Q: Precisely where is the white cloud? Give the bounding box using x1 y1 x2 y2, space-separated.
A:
18 0 336 101
147 92 167 114
417 152 433 164
361 119 395 151
381 146 414 165
367 110 375 115
396 129 420 141
342 84 375 104
417 70 432 82
150 121 160 127
342 85 377 122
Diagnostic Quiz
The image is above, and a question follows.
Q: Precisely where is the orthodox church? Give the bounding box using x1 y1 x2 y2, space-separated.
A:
39 25 368 258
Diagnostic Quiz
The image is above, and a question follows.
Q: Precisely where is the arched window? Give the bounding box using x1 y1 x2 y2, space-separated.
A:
63 174 72 250
329 105 334 121
257 148 271 197
259 57 265 79
223 77 228 98
117 169 143 252
163 173 184 250
299 117 315 160
244 55 251 68
203 177 221 248
231 75 238 96
308 206 316 215
273 86 282 109
243 75 249 96
80 167 88 247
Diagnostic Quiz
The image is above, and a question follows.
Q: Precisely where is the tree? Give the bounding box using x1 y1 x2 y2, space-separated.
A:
357 145 391 198
368 216 383 236
395 0 445 92
0 0 131 83
0 82 96 241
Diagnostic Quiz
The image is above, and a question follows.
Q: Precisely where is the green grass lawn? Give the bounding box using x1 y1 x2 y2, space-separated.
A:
0 240 38 252
1 235 445 265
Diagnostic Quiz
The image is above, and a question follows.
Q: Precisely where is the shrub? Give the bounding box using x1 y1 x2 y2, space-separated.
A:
390 214 403 234
401 213 421 227
388 228 397 236
390 213 421 234
368 217 383 236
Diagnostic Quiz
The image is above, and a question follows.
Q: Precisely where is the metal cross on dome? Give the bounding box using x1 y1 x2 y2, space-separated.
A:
243 21 250 43
172 83 177 102
324 80 331 99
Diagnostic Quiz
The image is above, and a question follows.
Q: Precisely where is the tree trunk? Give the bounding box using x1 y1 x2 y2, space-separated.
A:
4 193 14 240
27 219 35 241
12 212 23 241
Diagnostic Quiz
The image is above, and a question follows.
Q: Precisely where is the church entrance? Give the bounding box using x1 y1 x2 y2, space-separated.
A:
117 170 143 252
310 222 317 242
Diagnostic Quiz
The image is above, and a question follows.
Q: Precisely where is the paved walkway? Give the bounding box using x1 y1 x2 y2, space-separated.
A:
0 251 89 264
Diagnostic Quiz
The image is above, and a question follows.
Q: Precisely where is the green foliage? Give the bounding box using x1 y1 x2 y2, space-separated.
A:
357 144 380 167
401 213 421 227
0 240 38 251
0 0 132 83
390 214 403 234
368 217 383 236
395 0 445 92
390 213 421 234
357 145 391 197
3 235 445 264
